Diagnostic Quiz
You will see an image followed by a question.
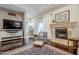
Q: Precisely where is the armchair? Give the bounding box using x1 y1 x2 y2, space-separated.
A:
34 32 47 43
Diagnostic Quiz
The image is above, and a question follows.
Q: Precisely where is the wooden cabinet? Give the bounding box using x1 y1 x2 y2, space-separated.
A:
0 36 23 52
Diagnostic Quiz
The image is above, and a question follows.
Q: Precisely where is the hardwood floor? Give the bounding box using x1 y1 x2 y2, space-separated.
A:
1 38 78 55
1 44 72 55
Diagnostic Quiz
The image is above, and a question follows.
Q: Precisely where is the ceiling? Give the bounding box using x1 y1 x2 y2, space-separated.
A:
0 4 67 18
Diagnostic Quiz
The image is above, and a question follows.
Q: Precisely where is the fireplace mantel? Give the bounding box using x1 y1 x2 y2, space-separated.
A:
50 22 77 29
50 21 77 39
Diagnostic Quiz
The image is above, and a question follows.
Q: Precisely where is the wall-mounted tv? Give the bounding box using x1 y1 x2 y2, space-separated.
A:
3 19 22 29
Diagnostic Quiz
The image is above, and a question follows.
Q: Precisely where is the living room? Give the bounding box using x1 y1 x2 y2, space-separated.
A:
0 4 79 55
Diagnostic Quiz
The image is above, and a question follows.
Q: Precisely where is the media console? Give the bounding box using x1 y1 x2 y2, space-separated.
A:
0 36 24 52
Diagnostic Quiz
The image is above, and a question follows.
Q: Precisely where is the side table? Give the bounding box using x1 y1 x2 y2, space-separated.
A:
69 38 79 55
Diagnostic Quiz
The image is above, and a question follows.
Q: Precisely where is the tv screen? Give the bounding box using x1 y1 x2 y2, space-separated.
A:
3 19 22 29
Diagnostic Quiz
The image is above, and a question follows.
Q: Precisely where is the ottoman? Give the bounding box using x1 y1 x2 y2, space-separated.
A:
33 41 44 48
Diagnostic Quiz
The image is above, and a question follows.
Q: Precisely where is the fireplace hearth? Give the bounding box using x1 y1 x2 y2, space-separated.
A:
55 28 68 39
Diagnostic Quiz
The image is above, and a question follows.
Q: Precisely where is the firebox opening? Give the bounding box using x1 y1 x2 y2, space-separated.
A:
55 28 68 39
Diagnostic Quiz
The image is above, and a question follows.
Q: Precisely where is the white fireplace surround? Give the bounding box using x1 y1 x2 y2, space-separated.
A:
50 22 77 39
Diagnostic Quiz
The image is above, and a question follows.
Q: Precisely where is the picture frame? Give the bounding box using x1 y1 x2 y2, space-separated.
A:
55 10 70 22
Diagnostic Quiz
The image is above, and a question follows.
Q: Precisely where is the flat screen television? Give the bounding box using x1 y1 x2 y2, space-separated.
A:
3 19 22 29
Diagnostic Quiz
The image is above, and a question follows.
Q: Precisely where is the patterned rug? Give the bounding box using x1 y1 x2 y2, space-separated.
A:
14 45 62 55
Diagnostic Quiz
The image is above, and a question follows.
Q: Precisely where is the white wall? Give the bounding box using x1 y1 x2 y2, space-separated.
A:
43 14 52 39
0 8 23 40
35 5 79 39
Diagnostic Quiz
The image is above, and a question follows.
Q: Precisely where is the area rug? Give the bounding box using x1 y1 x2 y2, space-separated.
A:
14 45 63 55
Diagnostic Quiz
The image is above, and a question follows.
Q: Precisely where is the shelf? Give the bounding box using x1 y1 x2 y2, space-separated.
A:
2 39 22 46
1 42 23 52
50 22 77 29
1 36 23 52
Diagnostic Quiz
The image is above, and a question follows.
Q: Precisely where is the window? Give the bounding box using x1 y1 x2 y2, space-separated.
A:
37 22 44 33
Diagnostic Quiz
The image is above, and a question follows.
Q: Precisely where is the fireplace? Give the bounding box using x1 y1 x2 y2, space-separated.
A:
55 28 68 39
